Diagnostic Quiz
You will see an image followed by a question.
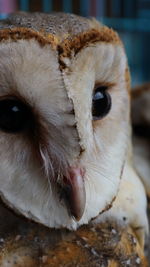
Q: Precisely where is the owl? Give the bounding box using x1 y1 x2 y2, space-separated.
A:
0 12 148 258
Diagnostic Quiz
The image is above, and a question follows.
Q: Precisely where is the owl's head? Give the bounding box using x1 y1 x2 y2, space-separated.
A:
0 13 130 229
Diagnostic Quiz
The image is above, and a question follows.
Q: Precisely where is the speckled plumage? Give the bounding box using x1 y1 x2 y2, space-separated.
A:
0 12 91 40
0 201 148 267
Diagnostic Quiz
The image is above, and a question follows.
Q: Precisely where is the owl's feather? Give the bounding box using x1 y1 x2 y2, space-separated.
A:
0 201 148 267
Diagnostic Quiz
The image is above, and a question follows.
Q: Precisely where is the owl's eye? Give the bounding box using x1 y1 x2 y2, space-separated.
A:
0 98 32 133
92 86 111 120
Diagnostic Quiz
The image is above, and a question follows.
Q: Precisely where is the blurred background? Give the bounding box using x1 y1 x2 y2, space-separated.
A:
0 0 149 87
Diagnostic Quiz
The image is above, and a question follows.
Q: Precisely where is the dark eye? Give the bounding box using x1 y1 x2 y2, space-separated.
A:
0 98 32 133
92 86 111 120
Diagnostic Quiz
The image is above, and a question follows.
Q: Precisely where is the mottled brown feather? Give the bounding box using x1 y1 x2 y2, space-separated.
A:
0 202 148 267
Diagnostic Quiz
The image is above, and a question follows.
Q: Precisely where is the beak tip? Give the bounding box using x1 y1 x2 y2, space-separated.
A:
71 207 85 222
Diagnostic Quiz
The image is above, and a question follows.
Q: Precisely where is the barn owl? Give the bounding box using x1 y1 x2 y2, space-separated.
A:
0 12 148 247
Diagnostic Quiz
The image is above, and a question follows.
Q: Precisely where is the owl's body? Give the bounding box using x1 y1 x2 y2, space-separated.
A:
0 12 148 261
0 203 148 267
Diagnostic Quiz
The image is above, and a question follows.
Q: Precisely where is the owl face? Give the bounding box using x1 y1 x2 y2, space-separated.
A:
0 15 130 229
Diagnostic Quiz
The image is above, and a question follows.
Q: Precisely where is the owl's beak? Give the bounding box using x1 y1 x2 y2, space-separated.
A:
62 167 86 221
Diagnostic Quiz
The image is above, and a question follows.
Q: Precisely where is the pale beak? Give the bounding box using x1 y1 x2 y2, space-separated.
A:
62 167 86 221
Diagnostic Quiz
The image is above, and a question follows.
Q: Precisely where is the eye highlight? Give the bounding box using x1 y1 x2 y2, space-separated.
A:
0 98 33 133
92 86 111 120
